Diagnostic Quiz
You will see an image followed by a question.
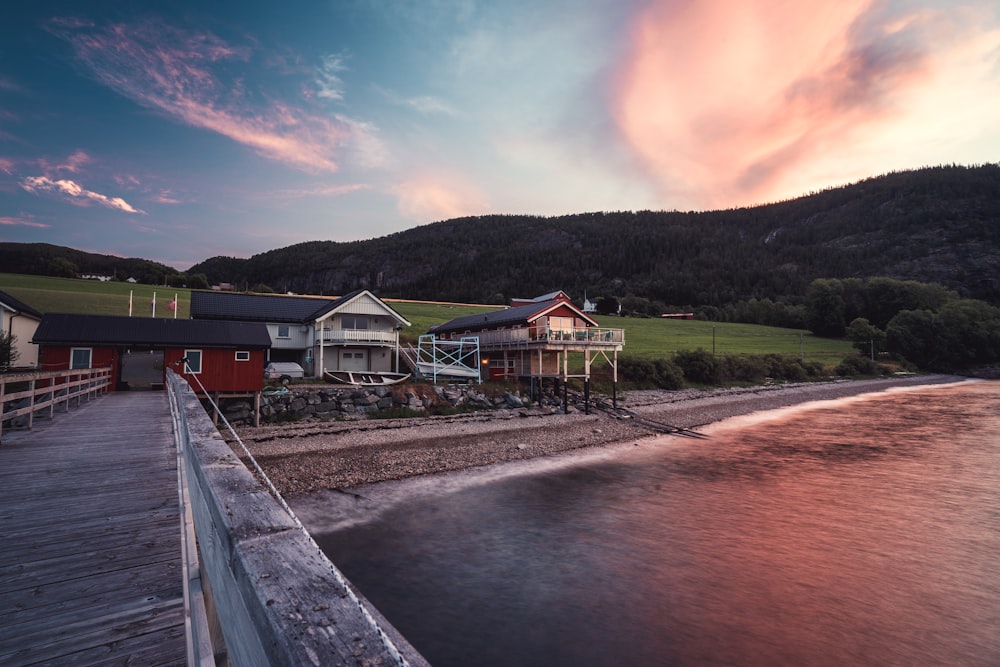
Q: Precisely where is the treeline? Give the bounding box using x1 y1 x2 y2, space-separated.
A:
0 242 179 286
190 164 1000 306
619 276 1000 383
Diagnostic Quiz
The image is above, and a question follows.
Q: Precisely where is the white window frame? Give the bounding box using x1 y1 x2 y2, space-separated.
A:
70 347 92 370
183 349 203 374
342 315 370 330
276 325 291 339
235 351 250 362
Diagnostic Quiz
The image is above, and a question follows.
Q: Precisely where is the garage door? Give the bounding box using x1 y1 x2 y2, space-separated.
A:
340 350 368 371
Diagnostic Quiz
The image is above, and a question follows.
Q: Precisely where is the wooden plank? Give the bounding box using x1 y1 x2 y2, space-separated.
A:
0 392 186 666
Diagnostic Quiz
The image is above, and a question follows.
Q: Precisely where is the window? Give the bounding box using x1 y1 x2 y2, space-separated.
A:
70 347 92 369
341 315 369 330
183 349 203 374
276 325 290 339
235 351 250 361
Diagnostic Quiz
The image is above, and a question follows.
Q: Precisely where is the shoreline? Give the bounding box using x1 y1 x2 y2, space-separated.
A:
230 374 969 499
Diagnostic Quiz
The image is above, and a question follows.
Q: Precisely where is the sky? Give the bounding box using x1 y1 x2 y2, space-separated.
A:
2 1 999 271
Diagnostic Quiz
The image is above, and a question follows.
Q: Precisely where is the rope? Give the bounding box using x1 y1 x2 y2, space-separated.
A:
174 366 411 667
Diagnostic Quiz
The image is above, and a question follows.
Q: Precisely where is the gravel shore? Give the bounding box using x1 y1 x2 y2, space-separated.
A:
228 374 965 496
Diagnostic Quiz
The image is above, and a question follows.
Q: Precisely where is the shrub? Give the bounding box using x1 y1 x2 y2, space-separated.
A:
835 354 880 377
673 348 721 385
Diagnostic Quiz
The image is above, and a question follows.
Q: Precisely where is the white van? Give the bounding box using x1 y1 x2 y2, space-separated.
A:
264 362 305 384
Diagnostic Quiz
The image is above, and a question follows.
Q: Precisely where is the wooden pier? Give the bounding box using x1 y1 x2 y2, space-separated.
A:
0 392 186 666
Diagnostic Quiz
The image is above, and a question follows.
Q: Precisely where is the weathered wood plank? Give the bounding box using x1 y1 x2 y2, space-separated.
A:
0 392 186 666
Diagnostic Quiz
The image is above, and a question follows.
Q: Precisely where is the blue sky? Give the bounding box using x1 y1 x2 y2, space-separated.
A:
2 1 999 270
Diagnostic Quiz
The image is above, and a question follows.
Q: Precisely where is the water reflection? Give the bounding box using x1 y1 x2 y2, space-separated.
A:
315 382 1000 666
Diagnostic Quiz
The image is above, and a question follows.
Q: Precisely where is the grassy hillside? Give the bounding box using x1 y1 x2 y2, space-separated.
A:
2 273 853 365
0 274 191 318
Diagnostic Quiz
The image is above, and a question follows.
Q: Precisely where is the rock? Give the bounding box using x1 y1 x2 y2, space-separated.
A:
504 391 525 408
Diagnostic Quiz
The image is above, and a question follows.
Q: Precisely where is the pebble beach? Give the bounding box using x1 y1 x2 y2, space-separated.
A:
228 374 966 496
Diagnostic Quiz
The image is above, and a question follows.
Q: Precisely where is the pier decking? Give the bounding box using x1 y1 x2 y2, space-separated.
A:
0 392 185 666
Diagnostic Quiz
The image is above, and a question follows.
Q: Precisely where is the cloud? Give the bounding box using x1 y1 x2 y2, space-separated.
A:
612 0 1000 207
20 175 146 214
316 53 348 101
49 18 362 173
0 214 50 228
393 177 487 222
266 183 369 200
374 85 458 116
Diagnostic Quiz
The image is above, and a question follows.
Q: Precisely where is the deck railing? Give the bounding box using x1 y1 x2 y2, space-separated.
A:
318 328 397 345
0 367 112 443
467 326 624 348
165 369 428 666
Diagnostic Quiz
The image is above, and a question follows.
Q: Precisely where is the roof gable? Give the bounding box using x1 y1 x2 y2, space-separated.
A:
429 298 597 335
33 313 271 348
0 290 43 320
315 290 411 326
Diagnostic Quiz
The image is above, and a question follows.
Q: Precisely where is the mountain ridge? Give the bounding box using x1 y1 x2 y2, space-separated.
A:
4 164 998 308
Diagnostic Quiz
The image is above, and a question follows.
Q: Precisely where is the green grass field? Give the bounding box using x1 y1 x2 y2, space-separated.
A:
1 273 854 365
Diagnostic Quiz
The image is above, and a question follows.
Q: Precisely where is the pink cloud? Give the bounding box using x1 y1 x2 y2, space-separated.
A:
0 214 50 229
394 178 488 222
21 175 146 214
49 19 360 173
612 1 976 208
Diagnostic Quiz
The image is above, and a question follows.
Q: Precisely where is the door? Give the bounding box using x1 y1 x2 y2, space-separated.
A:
340 349 368 371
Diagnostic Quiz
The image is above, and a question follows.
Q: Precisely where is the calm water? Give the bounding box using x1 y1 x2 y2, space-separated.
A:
314 381 1000 666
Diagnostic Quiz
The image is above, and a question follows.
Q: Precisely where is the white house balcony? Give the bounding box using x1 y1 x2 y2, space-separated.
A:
470 326 624 349
318 328 398 346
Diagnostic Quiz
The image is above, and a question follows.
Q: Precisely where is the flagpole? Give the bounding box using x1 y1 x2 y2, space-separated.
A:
173 293 178 319
128 289 133 317
152 292 156 318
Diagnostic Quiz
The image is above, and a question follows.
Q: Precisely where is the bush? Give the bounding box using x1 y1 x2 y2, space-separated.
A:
673 349 721 385
835 354 880 377
619 356 684 389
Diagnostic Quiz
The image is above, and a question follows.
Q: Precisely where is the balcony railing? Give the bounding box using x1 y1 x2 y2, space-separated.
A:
318 328 397 345
467 326 624 348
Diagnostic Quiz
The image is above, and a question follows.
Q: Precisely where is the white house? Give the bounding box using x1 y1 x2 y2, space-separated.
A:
190 289 410 378
0 290 42 368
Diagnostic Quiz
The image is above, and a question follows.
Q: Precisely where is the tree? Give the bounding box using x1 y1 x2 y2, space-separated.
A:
595 296 620 315
48 257 77 278
886 309 945 369
845 317 885 358
187 273 210 290
0 330 18 369
250 283 274 293
805 279 846 337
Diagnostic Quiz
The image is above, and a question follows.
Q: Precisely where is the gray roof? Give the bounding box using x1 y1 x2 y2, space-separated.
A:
190 290 350 323
429 300 558 334
33 313 271 348
0 290 43 319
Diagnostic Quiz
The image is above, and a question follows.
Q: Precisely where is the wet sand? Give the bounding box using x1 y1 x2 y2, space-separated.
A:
228 374 966 497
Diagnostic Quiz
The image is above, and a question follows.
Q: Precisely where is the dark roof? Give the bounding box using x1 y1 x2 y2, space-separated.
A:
0 290 43 319
429 299 558 334
33 313 271 348
190 290 352 323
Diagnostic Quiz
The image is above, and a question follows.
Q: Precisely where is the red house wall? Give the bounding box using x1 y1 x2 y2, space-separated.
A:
163 348 265 393
40 345 264 393
39 345 120 387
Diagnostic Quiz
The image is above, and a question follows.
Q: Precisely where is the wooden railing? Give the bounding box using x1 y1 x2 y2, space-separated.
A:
462 326 625 348
165 369 428 666
0 367 112 444
318 328 398 345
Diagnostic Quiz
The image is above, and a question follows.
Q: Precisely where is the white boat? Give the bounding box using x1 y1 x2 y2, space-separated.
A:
415 361 480 380
324 370 410 386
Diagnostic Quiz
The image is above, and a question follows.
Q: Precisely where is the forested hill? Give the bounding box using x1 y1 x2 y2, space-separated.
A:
5 164 998 309
188 165 1000 308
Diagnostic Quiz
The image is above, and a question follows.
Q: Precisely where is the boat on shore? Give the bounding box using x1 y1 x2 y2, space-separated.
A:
324 370 411 386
